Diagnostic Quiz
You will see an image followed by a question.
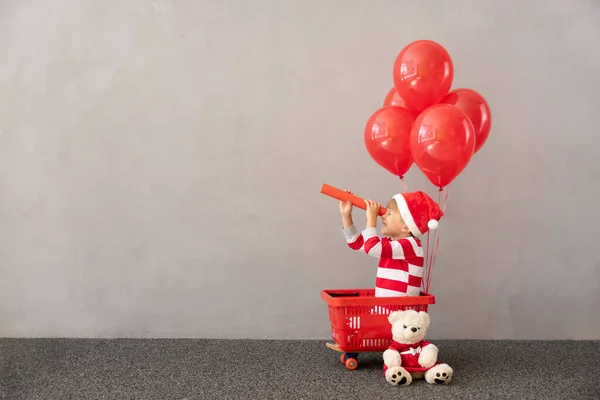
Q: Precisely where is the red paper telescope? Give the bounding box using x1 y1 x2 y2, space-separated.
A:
320 184 387 216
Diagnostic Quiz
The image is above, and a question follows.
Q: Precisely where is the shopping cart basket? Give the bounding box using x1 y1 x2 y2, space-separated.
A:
321 288 435 370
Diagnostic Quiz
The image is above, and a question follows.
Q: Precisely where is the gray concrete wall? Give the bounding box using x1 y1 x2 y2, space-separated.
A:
1 0 599 339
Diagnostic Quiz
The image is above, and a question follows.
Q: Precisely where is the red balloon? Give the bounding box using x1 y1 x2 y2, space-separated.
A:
364 106 416 178
383 87 408 108
440 88 492 154
393 40 454 113
409 104 476 188
383 88 418 118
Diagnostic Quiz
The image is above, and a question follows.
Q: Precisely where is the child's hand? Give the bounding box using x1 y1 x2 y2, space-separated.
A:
339 190 353 216
365 199 380 228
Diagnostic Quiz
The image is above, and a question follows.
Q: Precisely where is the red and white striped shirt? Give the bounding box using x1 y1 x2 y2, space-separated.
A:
342 225 424 297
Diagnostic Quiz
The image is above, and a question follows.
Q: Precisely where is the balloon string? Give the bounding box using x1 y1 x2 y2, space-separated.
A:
442 186 450 213
423 230 431 293
423 189 441 293
425 187 450 293
425 229 437 293
400 176 407 193
425 190 445 292
426 190 443 288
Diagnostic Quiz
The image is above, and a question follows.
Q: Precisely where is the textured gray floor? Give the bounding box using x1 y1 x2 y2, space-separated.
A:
1 339 599 400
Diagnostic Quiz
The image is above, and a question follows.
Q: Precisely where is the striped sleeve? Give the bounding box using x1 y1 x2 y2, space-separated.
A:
341 226 409 260
362 228 407 259
341 224 365 251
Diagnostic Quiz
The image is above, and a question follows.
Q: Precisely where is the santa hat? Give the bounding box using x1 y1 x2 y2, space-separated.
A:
393 191 444 237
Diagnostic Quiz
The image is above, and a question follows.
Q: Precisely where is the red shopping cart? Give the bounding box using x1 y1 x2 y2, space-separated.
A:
321 288 435 370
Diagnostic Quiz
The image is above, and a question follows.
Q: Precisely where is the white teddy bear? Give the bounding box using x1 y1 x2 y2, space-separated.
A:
383 309 453 386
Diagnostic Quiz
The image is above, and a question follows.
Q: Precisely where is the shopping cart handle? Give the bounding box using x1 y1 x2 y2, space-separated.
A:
320 183 387 216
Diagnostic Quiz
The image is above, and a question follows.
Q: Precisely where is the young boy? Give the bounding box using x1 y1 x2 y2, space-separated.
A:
339 190 443 297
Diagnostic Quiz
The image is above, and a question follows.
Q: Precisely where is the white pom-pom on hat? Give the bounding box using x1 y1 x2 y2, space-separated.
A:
427 219 439 230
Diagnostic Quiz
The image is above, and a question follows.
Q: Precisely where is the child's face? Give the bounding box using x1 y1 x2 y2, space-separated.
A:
380 207 410 239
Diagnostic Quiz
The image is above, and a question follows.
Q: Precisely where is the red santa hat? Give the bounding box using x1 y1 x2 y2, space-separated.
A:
392 191 444 237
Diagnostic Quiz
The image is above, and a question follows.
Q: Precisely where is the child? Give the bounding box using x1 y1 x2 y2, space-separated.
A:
339 190 443 297
325 190 443 353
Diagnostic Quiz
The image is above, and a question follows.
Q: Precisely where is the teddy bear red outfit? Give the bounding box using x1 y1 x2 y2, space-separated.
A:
382 340 438 374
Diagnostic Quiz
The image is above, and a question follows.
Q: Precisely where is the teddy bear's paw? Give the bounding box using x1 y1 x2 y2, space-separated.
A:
425 363 453 385
386 366 412 386
418 353 437 368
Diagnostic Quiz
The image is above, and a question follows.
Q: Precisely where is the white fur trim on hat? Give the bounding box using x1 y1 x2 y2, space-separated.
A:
393 194 422 236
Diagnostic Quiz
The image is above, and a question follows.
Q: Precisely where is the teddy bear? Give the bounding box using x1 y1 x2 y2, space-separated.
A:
382 309 453 386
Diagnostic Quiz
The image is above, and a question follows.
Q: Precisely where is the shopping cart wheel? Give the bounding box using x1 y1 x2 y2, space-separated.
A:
340 353 347 364
345 357 358 370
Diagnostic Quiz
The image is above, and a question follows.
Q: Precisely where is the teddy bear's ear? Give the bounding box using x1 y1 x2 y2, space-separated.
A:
388 311 404 324
418 311 431 329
